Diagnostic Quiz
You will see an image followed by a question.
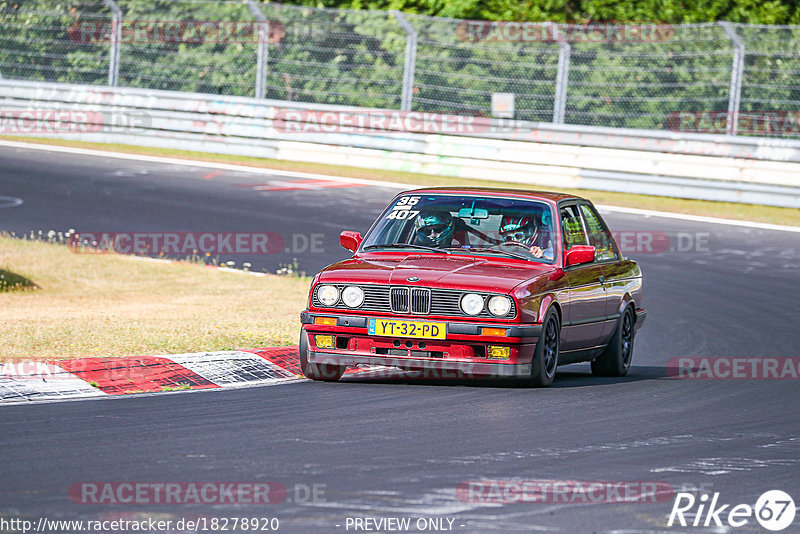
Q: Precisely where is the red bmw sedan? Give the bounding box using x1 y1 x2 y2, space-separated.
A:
299 188 646 387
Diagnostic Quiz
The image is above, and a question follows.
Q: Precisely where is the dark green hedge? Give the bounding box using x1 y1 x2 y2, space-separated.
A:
282 0 800 25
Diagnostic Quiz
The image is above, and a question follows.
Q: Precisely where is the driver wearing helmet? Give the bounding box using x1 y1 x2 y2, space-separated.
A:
499 212 554 260
414 210 456 248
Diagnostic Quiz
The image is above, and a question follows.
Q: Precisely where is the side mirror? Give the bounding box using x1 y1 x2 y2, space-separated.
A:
565 245 595 267
340 231 363 252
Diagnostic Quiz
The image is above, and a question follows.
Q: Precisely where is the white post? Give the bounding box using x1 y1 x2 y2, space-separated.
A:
102 0 122 87
392 11 417 112
247 0 269 99
719 21 745 136
553 23 570 124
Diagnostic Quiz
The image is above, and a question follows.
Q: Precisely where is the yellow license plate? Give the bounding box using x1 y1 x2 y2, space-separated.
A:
368 318 446 339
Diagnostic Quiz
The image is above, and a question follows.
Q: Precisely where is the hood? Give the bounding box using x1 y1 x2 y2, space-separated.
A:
317 252 555 293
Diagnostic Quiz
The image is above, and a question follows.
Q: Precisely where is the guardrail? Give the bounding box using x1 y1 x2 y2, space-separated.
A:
1 80 799 208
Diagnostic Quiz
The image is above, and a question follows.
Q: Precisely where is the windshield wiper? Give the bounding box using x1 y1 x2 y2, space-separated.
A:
468 247 531 261
363 243 451 254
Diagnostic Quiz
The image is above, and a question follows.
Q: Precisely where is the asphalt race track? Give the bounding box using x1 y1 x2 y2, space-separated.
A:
0 144 396 274
1 143 800 533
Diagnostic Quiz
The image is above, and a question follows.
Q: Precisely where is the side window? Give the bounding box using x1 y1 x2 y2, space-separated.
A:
579 204 618 261
559 204 588 250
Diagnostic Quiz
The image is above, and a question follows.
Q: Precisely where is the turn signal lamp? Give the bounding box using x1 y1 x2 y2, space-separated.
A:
314 317 337 326
480 327 507 337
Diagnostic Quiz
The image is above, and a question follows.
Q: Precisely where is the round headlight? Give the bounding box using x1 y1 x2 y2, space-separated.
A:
488 295 512 317
341 286 364 308
317 285 339 306
460 293 484 316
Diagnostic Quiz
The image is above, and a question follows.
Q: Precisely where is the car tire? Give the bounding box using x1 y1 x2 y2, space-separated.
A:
591 306 635 377
529 308 560 387
299 331 345 382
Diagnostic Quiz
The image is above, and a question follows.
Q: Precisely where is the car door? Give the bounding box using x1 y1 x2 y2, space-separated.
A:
559 203 608 355
578 202 622 342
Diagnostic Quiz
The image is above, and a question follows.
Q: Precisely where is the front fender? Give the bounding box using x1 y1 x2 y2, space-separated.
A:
537 294 559 324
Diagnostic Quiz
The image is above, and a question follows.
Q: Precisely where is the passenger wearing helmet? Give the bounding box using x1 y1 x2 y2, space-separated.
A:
414 210 456 248
499 212 554 260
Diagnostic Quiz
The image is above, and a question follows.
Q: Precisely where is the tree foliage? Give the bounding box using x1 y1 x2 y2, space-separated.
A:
285 0 800 25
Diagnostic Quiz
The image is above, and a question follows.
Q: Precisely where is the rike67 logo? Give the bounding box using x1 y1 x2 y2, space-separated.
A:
668 490 796 531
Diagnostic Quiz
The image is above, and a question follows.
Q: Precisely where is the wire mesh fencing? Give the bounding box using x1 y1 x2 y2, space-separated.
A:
255 3 405 109
736 25 800 136
562 23 735 130
405 16 563 122
1 0 799 137
111 0 259 96
0 0 114 86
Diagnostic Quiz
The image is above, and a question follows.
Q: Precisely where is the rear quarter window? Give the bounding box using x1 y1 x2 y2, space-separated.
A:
579 204 618 261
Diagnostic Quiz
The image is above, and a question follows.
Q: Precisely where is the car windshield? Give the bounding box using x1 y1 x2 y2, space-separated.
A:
361 194 557 263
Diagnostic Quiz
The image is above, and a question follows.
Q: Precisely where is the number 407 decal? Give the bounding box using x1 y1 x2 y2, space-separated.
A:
386 196 420 220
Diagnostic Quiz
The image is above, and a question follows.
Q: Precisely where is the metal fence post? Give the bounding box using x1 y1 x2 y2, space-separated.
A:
102 0 121 87
720 21 745 136
552 24 570 124
247 0 269 99
392 11 417 112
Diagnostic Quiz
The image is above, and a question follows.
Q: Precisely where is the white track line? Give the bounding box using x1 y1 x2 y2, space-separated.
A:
0 139 414 189
2 139 799 233
596 204 800 233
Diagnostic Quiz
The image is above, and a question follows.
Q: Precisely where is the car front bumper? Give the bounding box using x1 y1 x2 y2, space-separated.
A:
301 311 540 379
307 349 533 378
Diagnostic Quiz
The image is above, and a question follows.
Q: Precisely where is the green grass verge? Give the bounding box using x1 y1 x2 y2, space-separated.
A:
0 235 308 362
3 135 799 227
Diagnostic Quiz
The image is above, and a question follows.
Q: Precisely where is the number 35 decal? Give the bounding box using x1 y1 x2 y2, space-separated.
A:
386 196 420 220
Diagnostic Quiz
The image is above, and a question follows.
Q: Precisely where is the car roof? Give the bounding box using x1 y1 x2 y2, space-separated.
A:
401 186 586 203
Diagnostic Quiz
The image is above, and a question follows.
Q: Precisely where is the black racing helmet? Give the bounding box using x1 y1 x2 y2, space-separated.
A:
414 210 455 247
